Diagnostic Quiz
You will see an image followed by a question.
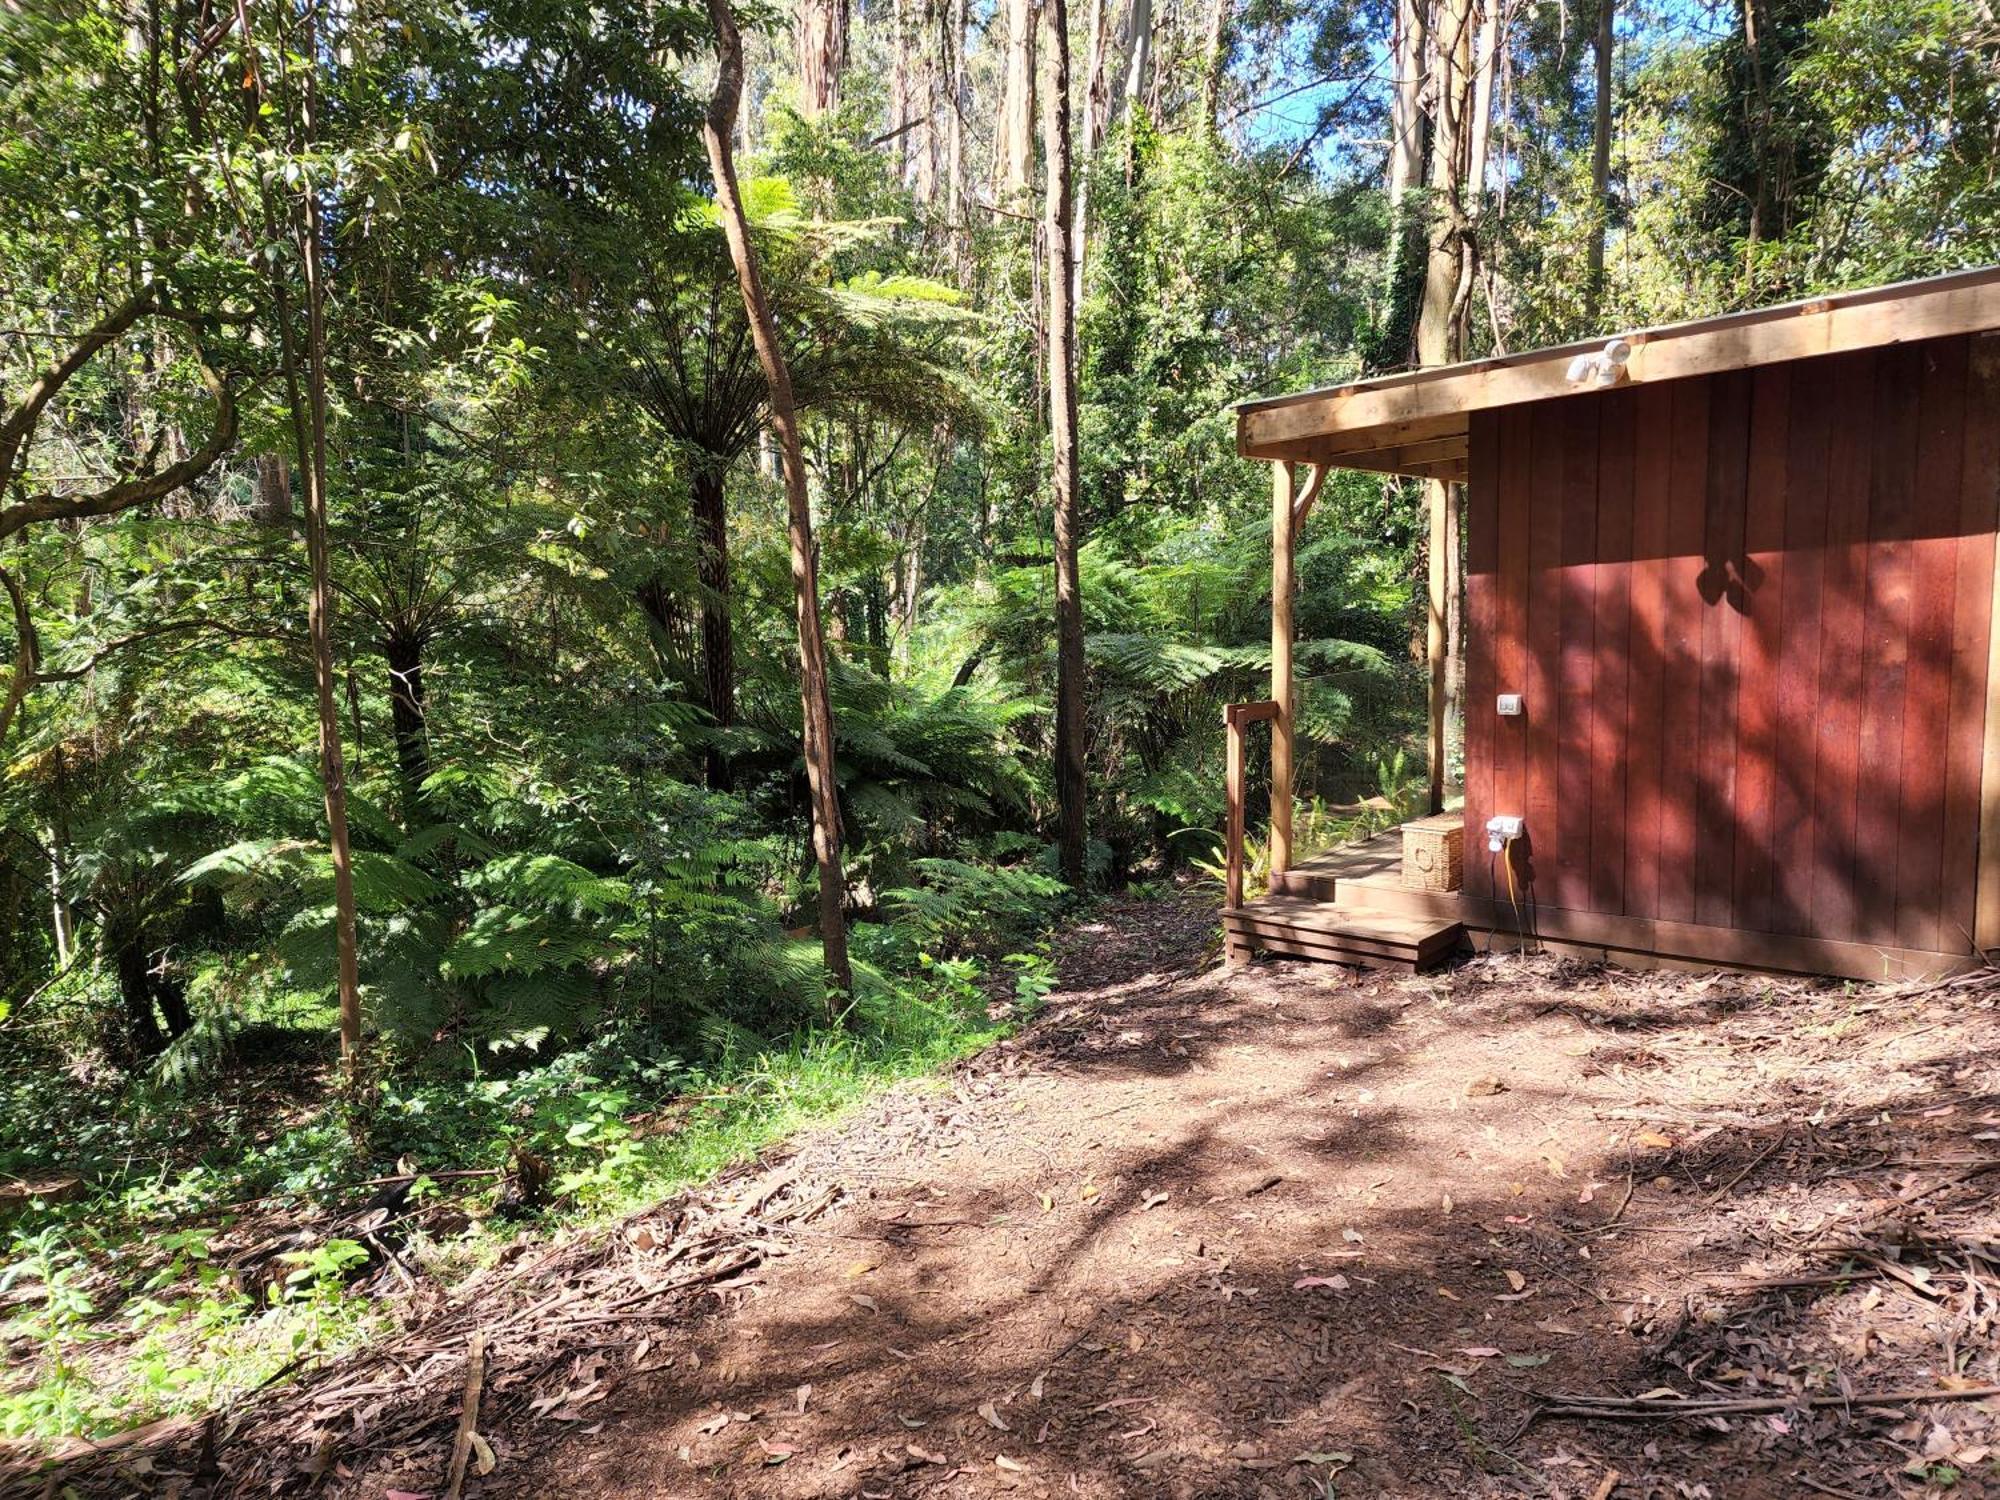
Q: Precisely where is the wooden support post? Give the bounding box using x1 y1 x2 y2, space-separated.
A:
1226 703 1247 913
1427 475 1450 813
1223 698 1278 964
1271 462 1297 876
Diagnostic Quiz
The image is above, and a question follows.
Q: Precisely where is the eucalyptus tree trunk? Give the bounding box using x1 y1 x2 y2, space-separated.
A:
946 0 967 228
1044 0 1088 887
795 0 847 114
1376 0 1428 367
1120 0 1153 120
890 0 912 174
1072 0 1108 307
1199 0 1231 131
1416 0 1477 815
1587 0 1615 322
996 0 1039 206
705 0 853 1007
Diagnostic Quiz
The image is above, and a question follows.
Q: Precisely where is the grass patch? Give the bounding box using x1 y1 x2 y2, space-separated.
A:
0 945 1045 1446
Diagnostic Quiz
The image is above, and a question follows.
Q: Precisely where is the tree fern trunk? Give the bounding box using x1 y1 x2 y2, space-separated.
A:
691 467 735 792
385 627 431 822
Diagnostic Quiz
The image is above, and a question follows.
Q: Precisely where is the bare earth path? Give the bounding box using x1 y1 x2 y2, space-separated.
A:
471 893 1999 1500
20 889 1999 1499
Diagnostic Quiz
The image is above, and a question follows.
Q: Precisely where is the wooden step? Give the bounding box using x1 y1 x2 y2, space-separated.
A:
1268 865 1341 902
1223 895 1464 973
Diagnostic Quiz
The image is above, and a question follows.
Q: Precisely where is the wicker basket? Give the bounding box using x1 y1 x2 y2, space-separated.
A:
1401 814 1464 892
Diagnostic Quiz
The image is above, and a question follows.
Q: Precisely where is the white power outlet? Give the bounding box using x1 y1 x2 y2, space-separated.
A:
1497 693 1524 717
1485 814 1524 853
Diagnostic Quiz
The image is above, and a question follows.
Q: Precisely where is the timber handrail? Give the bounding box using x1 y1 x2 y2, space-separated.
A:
1224 699 1281 911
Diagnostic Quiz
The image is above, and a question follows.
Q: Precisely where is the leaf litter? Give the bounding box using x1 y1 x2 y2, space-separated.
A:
27 890 2000 1500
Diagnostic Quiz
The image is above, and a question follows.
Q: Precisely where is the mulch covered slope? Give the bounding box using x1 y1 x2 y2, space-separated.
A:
15 890 2000 1499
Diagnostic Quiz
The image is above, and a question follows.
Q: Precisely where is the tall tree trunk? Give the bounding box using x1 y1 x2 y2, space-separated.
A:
1044 0 1088 887
255 452 294 529
690 466 735 791
946 0 967 230
705 0 853 1006
795 0 847 115
1120 0 1153 121
47 746 73 967
47 834 73 968
1467 0 1499 223
1081 0 1110 158
270 10 364 1071
1073 0 1108 307
890 0 912 177
1587 0 1614 322
1416 0 1476 814
911 0 939 201
384 627 430 821
1375 0 1428 368
997 0 1039 206
1386 0 1426 201
1740 0 1767 278
1199 0 1231 131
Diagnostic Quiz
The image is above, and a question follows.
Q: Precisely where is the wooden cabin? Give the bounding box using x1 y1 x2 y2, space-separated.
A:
1223 266 2000 982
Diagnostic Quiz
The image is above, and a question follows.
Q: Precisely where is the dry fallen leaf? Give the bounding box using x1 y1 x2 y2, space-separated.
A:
907 1444 946 1465
1504 1269 1527 1292
794 1384 812 1415
1293 1274 1350 1292
995 1454 1028 1472
1637 1130 1675 1150
469 1431 497 1476
1141 1190 1170 1210
847 1293 879 1312
1030 1372 1046 1400
696 1413 731 1436
978 1401 1012 1432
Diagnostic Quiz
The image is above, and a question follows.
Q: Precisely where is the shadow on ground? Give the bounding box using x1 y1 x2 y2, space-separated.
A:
21 891 2000 1499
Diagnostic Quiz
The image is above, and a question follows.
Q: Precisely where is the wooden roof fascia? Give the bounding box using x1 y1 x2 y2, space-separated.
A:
1236 265 2000 464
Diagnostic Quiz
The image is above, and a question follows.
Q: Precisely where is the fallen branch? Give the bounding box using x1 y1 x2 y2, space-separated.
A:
442 1330 488 1500
1532 1383 2000 1424
1703 1128 1788 1206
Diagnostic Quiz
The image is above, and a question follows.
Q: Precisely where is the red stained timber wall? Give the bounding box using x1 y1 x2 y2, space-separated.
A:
1462 332 2000 956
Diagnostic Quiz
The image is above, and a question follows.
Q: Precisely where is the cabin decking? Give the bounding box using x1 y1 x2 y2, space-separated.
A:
1228 823 1984 983
1222 826 1466 972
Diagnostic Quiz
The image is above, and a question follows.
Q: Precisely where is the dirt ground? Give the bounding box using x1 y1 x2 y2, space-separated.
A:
17 889 2000 1499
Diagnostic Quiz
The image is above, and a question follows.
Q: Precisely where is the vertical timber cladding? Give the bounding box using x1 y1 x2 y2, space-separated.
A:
1463 331 2000 958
